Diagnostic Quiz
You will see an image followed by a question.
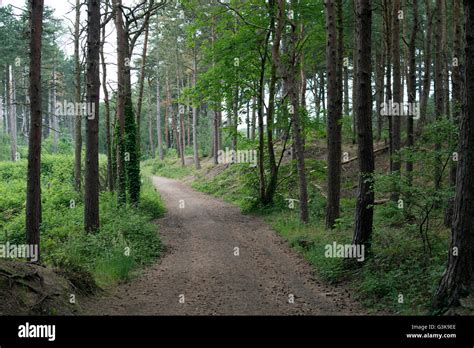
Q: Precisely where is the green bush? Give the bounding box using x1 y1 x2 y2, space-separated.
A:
0 155 164 287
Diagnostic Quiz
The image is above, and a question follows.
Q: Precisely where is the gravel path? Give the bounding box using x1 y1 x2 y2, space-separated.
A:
83 176 362 315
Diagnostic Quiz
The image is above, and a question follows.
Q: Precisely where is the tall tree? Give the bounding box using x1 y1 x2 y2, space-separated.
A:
156 34 164 160
136 8 151 151
26 0 44 263
74 0 82 191
325 0 343 228
8 65 17 162
417 0 433 135
274 0 309 223
375 44 385 141
84 0 101 233
391 0 401 201
147 78 155 158
445 0 463 227
434 0 474 311
100 6 113 191
192 38 200 170
352 0 374 250
113 0 127 205
383 0 392 167
406 0 418 183
434 0 446 190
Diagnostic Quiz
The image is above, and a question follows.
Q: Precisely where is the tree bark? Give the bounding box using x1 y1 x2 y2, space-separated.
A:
434 0 446 191
113 0 127 205
406 0 419 184
192 41 200 170
391 0 402 202
275 0 309 223
375 45 384 141
26 0 44 263
8 66 17 161
325 0 342 228
156 42 164 160
74 0 82 192
100 15 113 191
136 13 151 151
417 0 433 135
352 0 375 250
84 0 101 233
352 0 358 145
251 95 256 141
434 0 474 310
383 0 393 169
147 79 155 158
51 70 58 153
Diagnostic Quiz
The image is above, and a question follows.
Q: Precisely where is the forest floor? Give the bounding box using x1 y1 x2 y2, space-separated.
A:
82 175 364 315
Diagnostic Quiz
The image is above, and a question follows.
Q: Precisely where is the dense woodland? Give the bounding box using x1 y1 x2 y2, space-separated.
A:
0 0 473 315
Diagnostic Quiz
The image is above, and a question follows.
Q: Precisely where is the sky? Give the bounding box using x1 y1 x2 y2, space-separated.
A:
0 0 146 100
0 0 353 130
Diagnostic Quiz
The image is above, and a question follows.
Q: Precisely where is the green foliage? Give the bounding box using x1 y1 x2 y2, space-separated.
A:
143 156 195 180
0 155 164 287
373 119 457 250
114 121 127 205
158 143 454 314
125 104 141 205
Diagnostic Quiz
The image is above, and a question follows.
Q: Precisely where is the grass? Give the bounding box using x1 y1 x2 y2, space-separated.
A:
155 153 451 315
142 156 195 179
0 154 165 289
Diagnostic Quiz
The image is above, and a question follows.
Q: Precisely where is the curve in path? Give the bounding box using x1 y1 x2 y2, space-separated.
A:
83 176 362 315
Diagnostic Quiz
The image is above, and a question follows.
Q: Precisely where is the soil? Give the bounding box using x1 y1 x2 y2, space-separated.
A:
81 176 364 315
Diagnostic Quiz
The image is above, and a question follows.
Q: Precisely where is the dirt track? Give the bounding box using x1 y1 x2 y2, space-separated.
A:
83 176 362 315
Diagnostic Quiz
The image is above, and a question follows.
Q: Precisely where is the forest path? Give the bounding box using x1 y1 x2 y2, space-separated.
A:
82 176 361 315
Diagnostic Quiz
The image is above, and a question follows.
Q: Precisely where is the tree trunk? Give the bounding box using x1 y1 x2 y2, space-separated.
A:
263 5 279 206
165 73 170 150
275 0 309 223
257 28 271 205
352 0 358 145
352 0 375 250
251 95 256 141
84 0 100 233
74 0 82 192
344 60 350 118
325 0 343 228
187 76 191 148
434 0 446 191
100 16 113 191
434 0 474 310
383 0 393 170
375 45 384 141
147 79 155 158
391 0 402 202
113 0 127 205
445 0 463 227
213 109 219 165
417 0 433 135
406 0 418 184
192 42 200 170
51 70 58 153
156 45 164 160
136 14 151 152
26 0 44 263
8 66 17 161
